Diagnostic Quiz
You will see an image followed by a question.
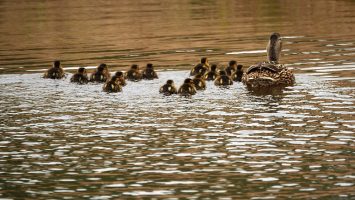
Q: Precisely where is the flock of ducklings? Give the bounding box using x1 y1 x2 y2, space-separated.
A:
43 33 295 95
42 58 245 96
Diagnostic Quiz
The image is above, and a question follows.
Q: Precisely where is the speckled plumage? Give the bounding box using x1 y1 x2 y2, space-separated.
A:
243 33 295 89
242 62 295 88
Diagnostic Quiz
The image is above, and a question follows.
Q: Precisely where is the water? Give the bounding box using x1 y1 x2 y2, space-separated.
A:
0 0 355 199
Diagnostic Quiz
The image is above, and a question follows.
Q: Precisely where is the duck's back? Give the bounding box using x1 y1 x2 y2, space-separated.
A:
45 67 65 79
71 73 89 84
91 71 110 82
242 62 295 87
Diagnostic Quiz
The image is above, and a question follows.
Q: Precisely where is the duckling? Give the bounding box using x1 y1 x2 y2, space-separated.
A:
90 63 111 83
214 71 233 86
225 60 237 76
242 33 295 88
142 63 158 80
178 78 197 96
70 67 89 84
192 74 206 90
114 71 127 86
204 64 219 81
159 80 178 95
103 75 122 93
232 65 244 82
43 60 65 79
125 64 142 81
190 57 210 76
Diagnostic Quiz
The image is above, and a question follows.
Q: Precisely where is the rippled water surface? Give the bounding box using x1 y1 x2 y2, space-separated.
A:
0 0 355 199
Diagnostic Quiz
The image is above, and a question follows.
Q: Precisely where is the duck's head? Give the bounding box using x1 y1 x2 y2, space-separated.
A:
147 63 153 69
78 67 86 74
184 78 193 84
98 64 106 72
267 32 282 63
229 60 237 67
201 57 208 64
111 75 119 83
211 64 217 71
53 60 61 68
219 70 227 76
131 64 139 70
115 71 124 77
167 79 174 85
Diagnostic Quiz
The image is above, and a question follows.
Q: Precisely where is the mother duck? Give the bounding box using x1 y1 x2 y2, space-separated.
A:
242 33 295 89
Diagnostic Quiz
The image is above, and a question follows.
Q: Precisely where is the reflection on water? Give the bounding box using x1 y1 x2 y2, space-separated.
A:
0 71 354 199
0 0 355 78
0 0 355 199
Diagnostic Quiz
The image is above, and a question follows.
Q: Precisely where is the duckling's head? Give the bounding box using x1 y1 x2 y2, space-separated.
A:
229 60 237 67
98 64 105 72
201 57 208 64
184 78 193 84
219 70 226 76
167 79 174 85
53 60 61 68
267 32 282 63
237 65 243 70
111 75 119 83
78 67 86 74
115 71 124 77
131 64 139 70
211 64 217 71
147 63 153 69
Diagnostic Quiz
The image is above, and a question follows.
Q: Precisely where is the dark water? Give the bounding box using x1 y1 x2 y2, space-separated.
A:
0 0 355 199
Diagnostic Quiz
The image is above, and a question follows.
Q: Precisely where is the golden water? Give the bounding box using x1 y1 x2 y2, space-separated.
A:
0 0 354 199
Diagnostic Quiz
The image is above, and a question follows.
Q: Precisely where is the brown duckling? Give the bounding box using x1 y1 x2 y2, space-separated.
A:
125 64 142 81
103 75 122 93
178 78 197 96
43 60 65 79
142 63 158 80
90 63 111 83
225 60 237 76
159 80 178 95
190 57 210 76
204 64 219 81
214 70 233 86
114 71 127 86
70 67 89 84
232 65 244 82
192 74 206 90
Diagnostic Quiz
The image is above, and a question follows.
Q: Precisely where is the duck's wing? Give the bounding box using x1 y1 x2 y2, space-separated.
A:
247 62 282 74
246 64 262 74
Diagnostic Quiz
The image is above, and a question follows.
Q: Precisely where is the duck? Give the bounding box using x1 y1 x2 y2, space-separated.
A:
114 71 127 86
125 64 142 81
204 64 219 81
103 75 122 93
43 60 65 79
142 63 158 80
190 57 210 76
159 80 178 95
70 67 89 84
232 64 244 82
178 78 197 96
192 74 206 90
225 60 237 76
242 33 295 89
90 63 111 83
214 70 233 86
